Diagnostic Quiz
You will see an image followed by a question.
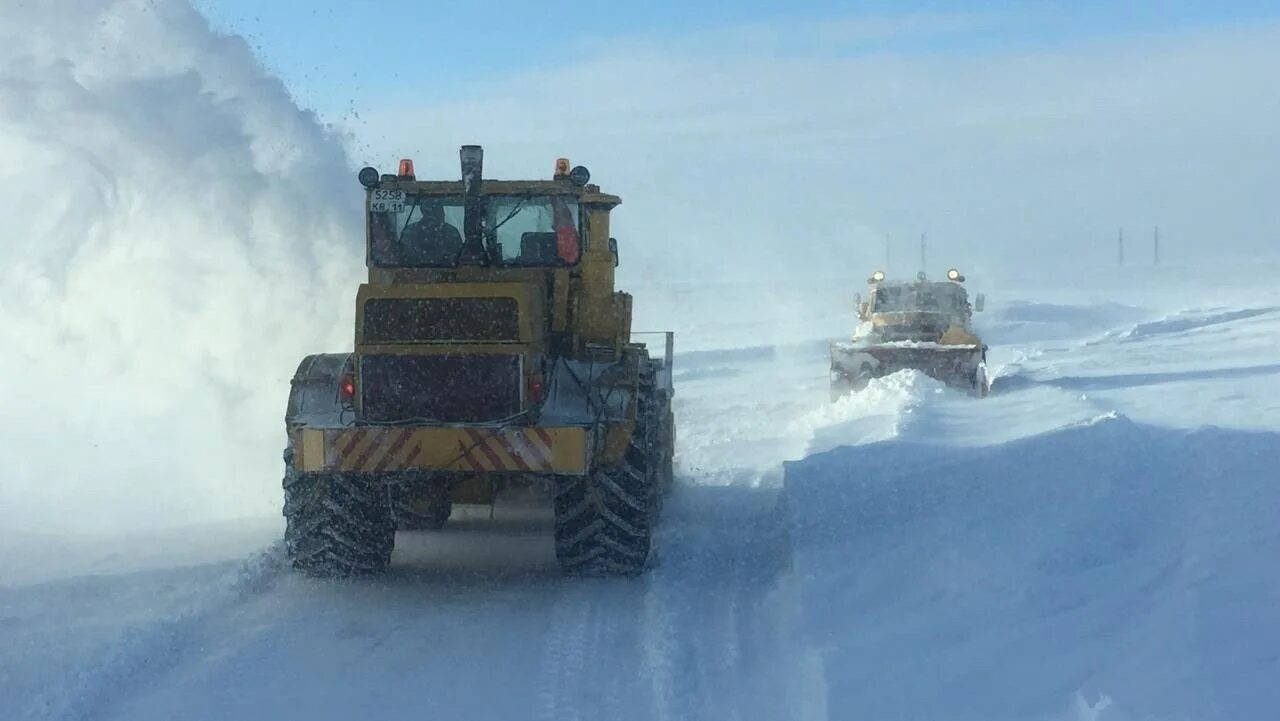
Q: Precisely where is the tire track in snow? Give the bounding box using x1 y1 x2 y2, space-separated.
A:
535 588 596 721
535 580 656 720
530 523 706 721
641 572 680 721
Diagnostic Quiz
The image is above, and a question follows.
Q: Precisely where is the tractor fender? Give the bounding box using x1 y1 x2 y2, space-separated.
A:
285 353 354 432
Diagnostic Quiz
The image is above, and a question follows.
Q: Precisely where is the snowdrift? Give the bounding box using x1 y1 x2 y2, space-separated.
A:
783 413 1280 721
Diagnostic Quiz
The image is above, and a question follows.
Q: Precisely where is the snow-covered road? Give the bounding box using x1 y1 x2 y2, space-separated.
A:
73 491 797 721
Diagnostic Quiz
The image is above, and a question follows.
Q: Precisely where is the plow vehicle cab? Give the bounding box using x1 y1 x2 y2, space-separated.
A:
283 147 675 577
830 269 989 398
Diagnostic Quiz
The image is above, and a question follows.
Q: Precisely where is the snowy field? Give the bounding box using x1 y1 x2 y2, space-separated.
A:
4 271 1279 721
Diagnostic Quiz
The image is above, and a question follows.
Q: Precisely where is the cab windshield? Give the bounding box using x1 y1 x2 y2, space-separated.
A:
370 193 583 268
873 283 969 314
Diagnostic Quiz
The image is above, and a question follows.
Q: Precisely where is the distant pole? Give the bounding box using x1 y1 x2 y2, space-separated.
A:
885 233 891 274
1118 228 1125 266
920 232 927 275
1153 226 1161 266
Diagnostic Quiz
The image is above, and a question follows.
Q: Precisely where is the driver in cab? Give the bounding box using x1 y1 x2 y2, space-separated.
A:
400 199 462 265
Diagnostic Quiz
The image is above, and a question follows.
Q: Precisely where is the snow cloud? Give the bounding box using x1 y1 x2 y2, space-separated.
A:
0 0 361 534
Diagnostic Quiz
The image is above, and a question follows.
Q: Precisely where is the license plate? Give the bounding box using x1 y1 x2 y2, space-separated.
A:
370 189 405 213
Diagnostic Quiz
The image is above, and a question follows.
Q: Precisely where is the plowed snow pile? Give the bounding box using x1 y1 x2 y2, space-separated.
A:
783 301 1280 720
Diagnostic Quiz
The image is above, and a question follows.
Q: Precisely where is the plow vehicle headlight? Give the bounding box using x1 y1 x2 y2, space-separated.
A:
947 268 964 282
358 166 380 188
871 270 886 282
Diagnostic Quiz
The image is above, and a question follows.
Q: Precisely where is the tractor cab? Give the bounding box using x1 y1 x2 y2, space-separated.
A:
342 149 639 425
859 270 985 343
364 158 606 273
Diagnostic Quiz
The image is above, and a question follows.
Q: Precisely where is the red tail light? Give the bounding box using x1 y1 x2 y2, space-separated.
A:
528 373 545 403
339 373 356 401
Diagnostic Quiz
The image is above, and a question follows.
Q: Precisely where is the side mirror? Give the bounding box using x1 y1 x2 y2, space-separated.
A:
974 293 985 312
854 292 862 308
608 237 619 267
858 301 870 319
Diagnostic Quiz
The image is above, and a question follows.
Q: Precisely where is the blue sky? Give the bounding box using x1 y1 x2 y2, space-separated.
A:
188 0 1280 277
194 1 1280 122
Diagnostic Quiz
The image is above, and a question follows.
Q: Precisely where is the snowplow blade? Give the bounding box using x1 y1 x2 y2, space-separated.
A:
291 425 591 475
831 342 985 394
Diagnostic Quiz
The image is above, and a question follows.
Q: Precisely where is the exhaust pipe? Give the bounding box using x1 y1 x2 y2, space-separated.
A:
459 144 486 265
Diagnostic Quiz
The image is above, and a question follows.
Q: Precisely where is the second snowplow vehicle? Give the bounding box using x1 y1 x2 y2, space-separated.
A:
831 269 989 397
283 147 675 578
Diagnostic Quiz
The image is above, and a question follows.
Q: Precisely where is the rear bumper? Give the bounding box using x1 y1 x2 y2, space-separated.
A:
292 425 592 475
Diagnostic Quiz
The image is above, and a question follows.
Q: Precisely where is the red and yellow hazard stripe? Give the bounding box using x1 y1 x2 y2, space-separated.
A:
294 426 589 475
456 427 557 473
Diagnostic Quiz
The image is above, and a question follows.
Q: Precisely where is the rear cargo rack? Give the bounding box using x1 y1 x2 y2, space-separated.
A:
633 331 675 393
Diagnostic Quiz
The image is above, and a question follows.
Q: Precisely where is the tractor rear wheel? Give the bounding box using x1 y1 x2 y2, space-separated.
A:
553 373 663 576
283 447 395 577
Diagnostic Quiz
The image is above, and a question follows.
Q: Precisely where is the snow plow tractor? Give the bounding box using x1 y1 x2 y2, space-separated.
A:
830 269 989 398
283 147 675 578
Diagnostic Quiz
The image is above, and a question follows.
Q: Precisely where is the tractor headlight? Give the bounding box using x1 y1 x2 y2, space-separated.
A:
871 270 886 282
947 268 962 281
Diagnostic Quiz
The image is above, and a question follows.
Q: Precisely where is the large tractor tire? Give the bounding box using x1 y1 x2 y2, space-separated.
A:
553 371 666 576
283 446 395 577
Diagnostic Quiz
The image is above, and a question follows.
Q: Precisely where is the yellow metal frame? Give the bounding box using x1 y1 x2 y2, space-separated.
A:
318 169 648 480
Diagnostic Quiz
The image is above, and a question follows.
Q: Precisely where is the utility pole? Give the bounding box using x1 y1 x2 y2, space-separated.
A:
920 232 927 275
1153 226 1160 266
1118 228 1125 266
885 233 891 274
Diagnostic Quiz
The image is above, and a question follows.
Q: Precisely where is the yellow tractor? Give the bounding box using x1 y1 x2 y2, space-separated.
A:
283 146 675 577
830 269 989 397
